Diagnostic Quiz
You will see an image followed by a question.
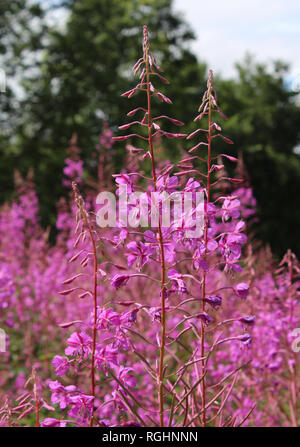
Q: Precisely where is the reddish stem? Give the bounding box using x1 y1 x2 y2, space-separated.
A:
32 370 40 427
78 202 98 427
200 84 213 427
145 47 167 427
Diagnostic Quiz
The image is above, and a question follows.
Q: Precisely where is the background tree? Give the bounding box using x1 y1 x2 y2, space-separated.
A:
10 0 206 227
0 0 45 200
1 0 300 256
216 57 300 256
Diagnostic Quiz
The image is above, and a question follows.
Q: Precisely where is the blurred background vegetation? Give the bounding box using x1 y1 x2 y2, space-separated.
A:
0 0 300 257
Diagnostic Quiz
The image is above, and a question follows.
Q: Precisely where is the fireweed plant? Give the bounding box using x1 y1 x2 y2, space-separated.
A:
0 26 299 427
109 25 252 426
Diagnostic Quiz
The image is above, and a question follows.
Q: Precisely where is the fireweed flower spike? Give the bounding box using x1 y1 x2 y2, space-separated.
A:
113 25 186 426
109 28 252 428
72 182 99 426
184 69 249 426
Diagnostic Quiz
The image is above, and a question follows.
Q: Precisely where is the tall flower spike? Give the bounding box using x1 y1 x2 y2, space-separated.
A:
71 182 99 427
113 25 186 427
113 25 186 156
184 69 243 426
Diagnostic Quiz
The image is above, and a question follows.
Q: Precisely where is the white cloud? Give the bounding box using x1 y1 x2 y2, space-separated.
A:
174 0 300 78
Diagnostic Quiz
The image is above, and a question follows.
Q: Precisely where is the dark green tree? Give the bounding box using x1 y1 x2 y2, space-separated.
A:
216 57 300 256
0 0 45 199
1 2 300 256
7 0 205 226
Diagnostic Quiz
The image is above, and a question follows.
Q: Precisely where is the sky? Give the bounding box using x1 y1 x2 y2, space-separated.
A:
173 0 300 87
44 0 300 89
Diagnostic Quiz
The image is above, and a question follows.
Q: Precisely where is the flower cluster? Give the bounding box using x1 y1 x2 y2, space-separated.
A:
0 26 299 429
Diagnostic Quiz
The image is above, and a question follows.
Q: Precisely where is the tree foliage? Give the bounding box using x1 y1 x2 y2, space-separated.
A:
216 57 300 255
1 0 300 256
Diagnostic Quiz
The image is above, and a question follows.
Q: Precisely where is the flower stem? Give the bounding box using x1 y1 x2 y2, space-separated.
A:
76 196 98 427
145 46 167 427
200 76 213 427
32 369 40 427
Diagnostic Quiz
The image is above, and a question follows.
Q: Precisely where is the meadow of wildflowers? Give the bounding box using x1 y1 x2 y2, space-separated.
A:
0 26 299 428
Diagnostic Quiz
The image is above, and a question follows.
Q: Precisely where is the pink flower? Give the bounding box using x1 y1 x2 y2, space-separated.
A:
49 380 76 409
68 394 94 420
0 265 15 309
148 307 162 322
121 308 139 326
126 241 154 269
193 245 209 271
65 332 91 359
63 158 83 180
163 242 176 263
95 307 121 330
222 197 240 222
41 418 67 427
52 355 70 377
95 346 119 371
168 269 187 294
115 174 133 194
156 175 178 192
117 366 137 389
184 178 201 192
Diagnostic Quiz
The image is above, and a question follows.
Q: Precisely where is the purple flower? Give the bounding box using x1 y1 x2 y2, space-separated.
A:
239 315 256 326
121 421 141 427
68 394 94 420
112 330 130 351
49 380 76 409
196 312 214 325
144 229 157 243
95 307 121 330
184 178 201 192
41 418 67 427
204 295 222 309
226 233 247 245
115 174 133 194
95 346 119 371
235 282 250 299
193 246 209 271
122 308 139 325
224 257 243 273
126 241 154 269
65 332 91 359
268 359 282 372
222 197 240 221
168 269 187 294
111 274 130 289
238 333 252 346
52 355 70 377
163 242 176 263
63 158 83 185
117 366 137 389
148 306 162 322
0 265 15 309
207 239 218 251
113 228 128 247
156 175 178 192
